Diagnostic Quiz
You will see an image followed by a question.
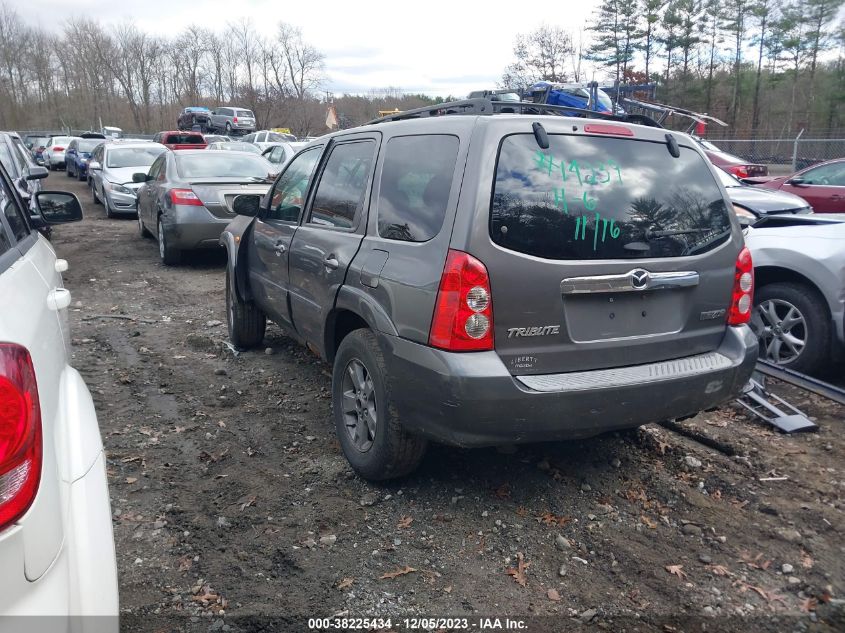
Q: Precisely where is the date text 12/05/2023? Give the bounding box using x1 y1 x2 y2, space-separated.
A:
534 149 622 251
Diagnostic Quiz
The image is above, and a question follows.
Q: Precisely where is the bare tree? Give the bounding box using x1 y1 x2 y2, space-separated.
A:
501 25 574 87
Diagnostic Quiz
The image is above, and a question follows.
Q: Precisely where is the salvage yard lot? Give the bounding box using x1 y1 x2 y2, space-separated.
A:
49 173 844 632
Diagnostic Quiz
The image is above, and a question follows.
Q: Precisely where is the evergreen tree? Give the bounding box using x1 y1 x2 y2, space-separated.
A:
587 0 642 84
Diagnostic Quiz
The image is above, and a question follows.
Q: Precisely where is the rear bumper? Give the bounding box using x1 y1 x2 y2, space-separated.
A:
380 325 758 447
163 206 229 250
0 452 118 627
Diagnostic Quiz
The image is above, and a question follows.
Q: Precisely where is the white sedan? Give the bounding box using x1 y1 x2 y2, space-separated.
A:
0 173 118 626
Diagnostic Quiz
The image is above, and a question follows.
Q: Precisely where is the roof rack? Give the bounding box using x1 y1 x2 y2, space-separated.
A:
365 98 663 128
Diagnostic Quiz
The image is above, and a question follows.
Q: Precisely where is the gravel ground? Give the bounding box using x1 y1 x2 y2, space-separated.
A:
47 172 844 632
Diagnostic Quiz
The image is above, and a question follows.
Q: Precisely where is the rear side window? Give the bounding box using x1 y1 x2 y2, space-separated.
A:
378 135 459 242
165 133 204 144
309 141 375 229
491 134 732 259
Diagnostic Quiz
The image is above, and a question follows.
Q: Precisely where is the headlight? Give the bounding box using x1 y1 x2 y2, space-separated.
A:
732 205 756 221
106 182 134 196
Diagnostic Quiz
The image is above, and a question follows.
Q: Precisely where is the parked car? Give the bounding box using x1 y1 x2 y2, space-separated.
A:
696 138 768 178
745 158 845 213
101 126 122 139
208 107 256 136
0 132 49 234
715 168 812 225
261 143 294 166
89 142 167 218
152 131 207 150
745 214 845 373
64 138 103 181
243 130 297 150
178 106 213 131
43 136 76 170
207 141 262 154
0 163 119 625
135 150 274 265
221 103 758 480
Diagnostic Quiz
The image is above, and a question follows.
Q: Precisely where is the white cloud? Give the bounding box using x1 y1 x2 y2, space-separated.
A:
16 0 598 96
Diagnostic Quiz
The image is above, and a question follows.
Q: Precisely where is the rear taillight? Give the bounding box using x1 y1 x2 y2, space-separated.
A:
0 344 42 531
727 247 754 325
429 250 494 351
233 117 238 123
53 146 64 152
170 188 203 206
729 165 750 179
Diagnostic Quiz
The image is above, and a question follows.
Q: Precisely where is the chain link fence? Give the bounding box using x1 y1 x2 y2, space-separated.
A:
705 136 845 174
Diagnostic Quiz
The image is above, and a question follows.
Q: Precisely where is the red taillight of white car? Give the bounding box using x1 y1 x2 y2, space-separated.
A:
170 189 203 206
727 247 754 325
52 147 65 152
429 249 494 351
0 344 42 531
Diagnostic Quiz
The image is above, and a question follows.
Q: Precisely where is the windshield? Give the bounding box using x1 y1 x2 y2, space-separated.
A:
165 133 205 144
267 132 294 142
596 89 614 112
78 139 100 153
51 137 72 146
491 134 732 260
106 146 166 168
175 153 270 179
236 109 254 118
29 136 49 147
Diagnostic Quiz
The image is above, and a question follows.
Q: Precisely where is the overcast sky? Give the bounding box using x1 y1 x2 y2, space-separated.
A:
15 0 597 97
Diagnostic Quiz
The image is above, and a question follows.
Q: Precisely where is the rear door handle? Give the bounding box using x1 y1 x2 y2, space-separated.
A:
324 256 339 270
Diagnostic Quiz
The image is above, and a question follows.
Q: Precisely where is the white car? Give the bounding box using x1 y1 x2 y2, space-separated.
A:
42 136 77 171
243 130 297 151
0 168 118 626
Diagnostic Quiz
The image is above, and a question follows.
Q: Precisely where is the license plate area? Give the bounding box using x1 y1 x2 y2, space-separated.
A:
564 292 685 342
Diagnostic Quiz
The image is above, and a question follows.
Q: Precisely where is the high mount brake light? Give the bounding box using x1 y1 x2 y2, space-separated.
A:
0 344 42 531
583 124 634 137
728 247 754 326
429 250 494 352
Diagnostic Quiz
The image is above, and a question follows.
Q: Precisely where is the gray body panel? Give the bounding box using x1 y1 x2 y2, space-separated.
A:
225 114 757 446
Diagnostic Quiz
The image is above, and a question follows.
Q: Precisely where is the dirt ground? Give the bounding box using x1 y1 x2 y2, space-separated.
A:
47 172 844 632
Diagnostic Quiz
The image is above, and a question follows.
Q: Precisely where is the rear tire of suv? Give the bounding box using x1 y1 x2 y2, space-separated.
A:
225 267 266 349
332 329 427 481
157 217 181 266
137 208 152 238
754 282 830 374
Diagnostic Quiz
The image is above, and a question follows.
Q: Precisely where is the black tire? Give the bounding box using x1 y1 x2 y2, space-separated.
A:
754 282 830 374
65 163 73 177
225 267 266 349
92 182 101 204
104 194 115 218
332 329 427 480
157 216 181 265
225 123 232 135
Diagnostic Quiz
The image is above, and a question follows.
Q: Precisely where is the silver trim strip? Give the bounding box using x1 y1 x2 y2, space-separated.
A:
560 270 699 294
516 352 732 392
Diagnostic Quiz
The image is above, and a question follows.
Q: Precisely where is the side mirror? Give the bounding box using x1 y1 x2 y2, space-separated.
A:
786 177 806 186
132 172 150 183
34 191 83 224
232 194 261 217
88 161 101 171
26 166 49 180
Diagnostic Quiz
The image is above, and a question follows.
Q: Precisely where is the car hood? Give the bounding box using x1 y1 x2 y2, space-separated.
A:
105 166 150 184
727 186 809 213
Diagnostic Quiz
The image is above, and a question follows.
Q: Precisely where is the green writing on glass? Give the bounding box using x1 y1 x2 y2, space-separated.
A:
534 150 623 187
573 212 621 250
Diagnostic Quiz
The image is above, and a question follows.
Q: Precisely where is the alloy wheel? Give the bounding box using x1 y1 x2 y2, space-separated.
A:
756 298 806 364
341 358 377 452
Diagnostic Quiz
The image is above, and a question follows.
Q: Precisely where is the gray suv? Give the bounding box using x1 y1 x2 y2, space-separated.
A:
221 100 758 480
208 107 256 136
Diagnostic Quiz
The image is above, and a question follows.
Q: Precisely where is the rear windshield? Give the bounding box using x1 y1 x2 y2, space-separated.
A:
490 134 732 259
165 133 205 144
78 139 100 153
236 110 254 118
212 142 261 153
175 153 270 179
106 146 166 168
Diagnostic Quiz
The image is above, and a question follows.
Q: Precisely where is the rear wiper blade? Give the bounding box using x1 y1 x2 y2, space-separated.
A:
645 228 709 239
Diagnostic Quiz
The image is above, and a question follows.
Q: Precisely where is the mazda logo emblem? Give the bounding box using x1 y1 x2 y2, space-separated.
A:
630 269 650 289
